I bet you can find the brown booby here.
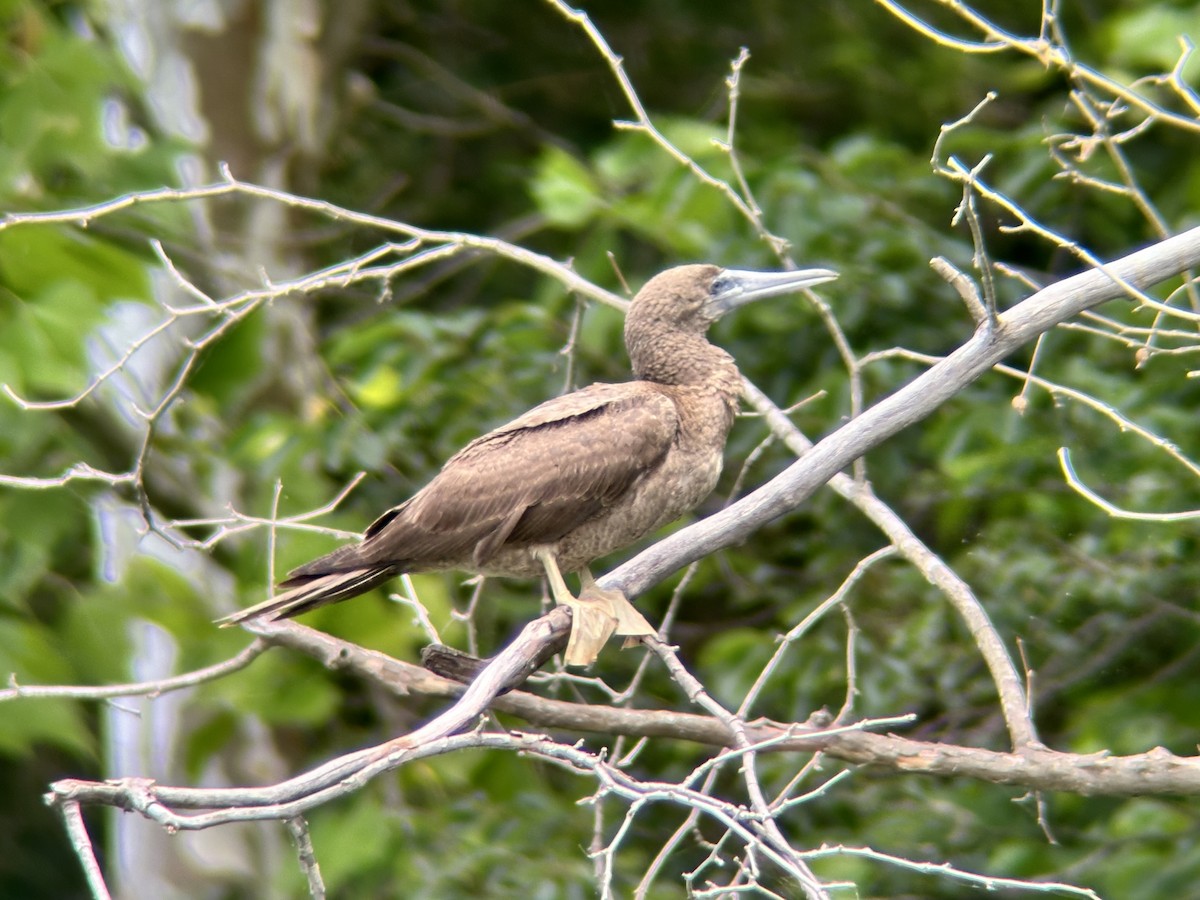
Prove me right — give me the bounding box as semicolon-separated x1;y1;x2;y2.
220;264;838;664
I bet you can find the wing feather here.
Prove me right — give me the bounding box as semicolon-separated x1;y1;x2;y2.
358;382;679;568
225;383;680;623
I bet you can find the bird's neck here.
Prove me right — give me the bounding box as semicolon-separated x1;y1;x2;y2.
628;330;743;400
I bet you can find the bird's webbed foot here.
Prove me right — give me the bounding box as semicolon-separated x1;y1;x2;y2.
558;593;620;667
534;549;657;666
578;568;656;640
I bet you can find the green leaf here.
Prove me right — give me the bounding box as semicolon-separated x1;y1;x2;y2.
309;791;394;890
530;146;603;227
0;224;152;396
350;363;405;410
0;619;93;758
215;649;340;727
1102;8;1200;72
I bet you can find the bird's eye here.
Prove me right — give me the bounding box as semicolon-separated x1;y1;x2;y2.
710;276;733;296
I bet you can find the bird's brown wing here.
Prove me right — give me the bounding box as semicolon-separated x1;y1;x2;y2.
357;381;680;569
218;383;678;625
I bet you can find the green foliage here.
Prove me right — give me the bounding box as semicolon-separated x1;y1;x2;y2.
0;224;152;395
1101;5;1200;72
305;762;603;899
530;118;744;261
0;2;182;205
0;619;91;757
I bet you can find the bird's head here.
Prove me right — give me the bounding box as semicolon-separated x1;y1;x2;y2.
623;263;839;385
626;263;839;339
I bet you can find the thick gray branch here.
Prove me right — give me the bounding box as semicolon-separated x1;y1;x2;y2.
605;227;1200;596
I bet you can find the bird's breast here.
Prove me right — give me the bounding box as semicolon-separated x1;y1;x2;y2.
471;381;737;578
541;383;734;573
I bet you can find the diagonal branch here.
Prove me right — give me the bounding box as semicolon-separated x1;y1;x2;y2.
604;227;1200;599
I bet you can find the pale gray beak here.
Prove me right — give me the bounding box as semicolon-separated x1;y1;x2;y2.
705;266;839;318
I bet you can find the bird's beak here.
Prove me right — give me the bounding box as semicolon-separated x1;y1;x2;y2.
705;266;839;318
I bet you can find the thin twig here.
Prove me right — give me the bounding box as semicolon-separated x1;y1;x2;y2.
286;816;326;900
57;801;112;900
3;640;268;703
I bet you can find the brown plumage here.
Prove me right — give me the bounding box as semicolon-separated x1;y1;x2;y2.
220;263;838;663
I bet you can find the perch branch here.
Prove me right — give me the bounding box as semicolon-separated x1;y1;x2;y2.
604;228;1200;599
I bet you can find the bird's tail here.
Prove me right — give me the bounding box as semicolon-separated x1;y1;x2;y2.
217;565;399;626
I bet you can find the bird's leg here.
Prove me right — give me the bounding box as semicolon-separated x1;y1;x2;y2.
577;567;656;642
534;548;618;667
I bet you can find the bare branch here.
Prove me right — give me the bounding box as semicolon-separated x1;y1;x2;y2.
931;255;988;325
863;347;1200;489
1058;448;1200;522
736;377;1036;749
605;227;1200;601
42;613;1200;841
2;641;268;703
803;844;1101;899
738;547;896;719
286;816;326;900
56;801;111;900
881;0;1200;135
543;0;790;255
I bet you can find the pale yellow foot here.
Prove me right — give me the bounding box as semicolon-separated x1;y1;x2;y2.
533;550;658;666
560;594;620;667
535;548;615;666
579;568;656;639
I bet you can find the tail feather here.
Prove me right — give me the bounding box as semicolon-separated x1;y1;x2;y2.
217;565;399;627
280;541;378;584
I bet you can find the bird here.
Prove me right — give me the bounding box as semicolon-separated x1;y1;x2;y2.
219;263;838;665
